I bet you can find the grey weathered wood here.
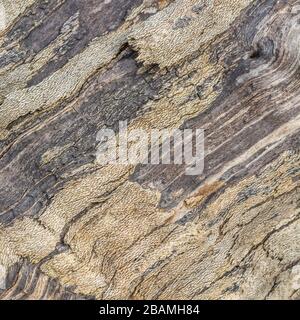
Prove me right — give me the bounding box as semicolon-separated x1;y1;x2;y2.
0;0;299;300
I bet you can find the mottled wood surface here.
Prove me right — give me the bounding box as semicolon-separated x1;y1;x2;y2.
0;0;299;300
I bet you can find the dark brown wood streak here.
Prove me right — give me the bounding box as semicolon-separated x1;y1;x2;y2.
0;0;299;300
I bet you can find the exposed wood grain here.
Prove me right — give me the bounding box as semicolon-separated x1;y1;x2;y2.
0;0;299;300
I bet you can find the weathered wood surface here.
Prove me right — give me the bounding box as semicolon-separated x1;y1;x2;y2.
0;0;299;300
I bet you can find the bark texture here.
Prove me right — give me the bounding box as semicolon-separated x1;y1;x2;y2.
0;0;299;300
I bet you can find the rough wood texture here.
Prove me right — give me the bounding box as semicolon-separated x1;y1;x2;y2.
0;0;299;300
